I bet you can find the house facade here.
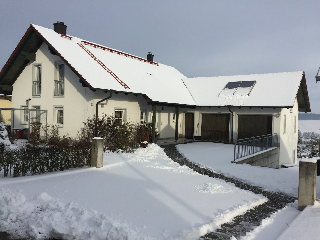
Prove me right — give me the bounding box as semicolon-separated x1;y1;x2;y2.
0;22;311;166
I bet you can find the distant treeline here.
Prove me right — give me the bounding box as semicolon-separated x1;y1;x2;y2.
299;113;320;120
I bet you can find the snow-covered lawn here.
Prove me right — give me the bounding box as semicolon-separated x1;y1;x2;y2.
1;144;267;239
2;141;318;239
178;142;311;198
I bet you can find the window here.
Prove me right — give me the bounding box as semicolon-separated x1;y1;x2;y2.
115;109;125;125
55;107;64;126
54;62;64;96
283;114;286;134
32;64;41;96
21;105;28;124
294;115;297;133
32;106;41;123
140;110;146;122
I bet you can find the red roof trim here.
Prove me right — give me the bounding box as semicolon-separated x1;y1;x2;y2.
81;41;159;66
60;34;73;40
77;42;130;89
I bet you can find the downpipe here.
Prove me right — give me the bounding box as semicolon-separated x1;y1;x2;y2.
95;90;113;136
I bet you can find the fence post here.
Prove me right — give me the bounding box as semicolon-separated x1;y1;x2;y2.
298;160;317;211
91;137;104;168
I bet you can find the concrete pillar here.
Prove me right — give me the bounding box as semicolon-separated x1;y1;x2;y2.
152;105;156;143
298;160;317;211
91;137;104;168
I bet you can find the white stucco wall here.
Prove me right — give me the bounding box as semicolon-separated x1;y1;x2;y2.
12;42;95;137
279;99;299;165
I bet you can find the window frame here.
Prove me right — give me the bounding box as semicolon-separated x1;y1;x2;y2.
140;110;146;122
32;106;41;123
54;61;65;97
20;105;29;124
32;64;42;97
114;109;126;125
54;106;64;127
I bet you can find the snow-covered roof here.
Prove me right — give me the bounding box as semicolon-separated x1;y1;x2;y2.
32;24;196;106
0;24;311;110
182;71;305;107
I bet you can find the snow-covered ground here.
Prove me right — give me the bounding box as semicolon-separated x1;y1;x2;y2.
1;144;268;239
1;119;320;239
0;141;310;240
177;143;316;198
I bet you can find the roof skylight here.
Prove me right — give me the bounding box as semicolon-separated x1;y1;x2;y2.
225;81;241;89
239;81;256;88
220;80;256;97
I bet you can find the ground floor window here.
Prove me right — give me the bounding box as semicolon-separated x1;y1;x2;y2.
21;105;28;124
54;107;64;127
140;110;146;122
32;106;41;123
115;109;126;125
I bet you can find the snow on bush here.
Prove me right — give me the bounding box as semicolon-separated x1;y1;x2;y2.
0;189;147;240
0;122;11;147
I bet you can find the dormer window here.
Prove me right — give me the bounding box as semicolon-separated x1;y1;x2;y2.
54;62;64;96
32;64;41;96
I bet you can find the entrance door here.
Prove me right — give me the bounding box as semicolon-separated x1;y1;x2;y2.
238;115;272;139
201;114;230;142
185;113;194;139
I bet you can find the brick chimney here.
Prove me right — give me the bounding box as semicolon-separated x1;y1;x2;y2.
53;21;67;35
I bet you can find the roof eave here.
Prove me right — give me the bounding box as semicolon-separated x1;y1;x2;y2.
297;72;311;113
31;26;95;91
0;24;40;94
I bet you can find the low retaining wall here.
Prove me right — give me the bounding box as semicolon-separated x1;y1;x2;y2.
235;147;280;169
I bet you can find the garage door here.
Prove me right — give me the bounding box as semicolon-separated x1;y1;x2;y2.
238;115;272;139
201;114;230;142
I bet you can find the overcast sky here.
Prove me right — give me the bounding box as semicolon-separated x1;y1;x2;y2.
1;0;320;112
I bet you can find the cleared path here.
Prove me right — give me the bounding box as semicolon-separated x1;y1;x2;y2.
161;144;296;240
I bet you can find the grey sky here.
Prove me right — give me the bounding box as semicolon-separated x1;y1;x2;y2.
1;0;320;112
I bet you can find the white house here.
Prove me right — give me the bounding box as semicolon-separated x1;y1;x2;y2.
0;22;311;167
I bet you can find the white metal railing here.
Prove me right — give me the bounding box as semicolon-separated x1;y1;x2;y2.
234;134;279;161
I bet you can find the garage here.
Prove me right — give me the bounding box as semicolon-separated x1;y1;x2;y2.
238;115;272;139
201;114;230;142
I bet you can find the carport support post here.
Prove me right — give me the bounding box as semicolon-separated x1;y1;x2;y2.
175;107;180;141
152;105;156;143
91;137;104;168
298;160;317;211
